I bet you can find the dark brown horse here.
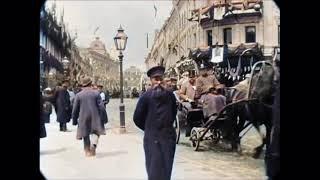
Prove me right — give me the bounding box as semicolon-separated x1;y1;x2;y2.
220;61;275;158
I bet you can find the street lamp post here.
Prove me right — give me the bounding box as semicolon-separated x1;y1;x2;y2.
114;25;128;134
62;56;70;78
40;60;44;89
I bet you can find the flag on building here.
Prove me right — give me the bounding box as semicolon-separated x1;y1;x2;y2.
147;33;149;48
154;4;157;18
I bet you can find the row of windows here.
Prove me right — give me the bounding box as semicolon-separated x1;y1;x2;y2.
207;25;280;46
40;30;62;61
206;26;257;46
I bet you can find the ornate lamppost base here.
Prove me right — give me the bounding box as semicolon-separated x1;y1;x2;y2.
119;127;126;134
119;103;126;134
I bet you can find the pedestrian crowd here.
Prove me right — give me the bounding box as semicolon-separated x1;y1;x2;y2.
40;78;110;157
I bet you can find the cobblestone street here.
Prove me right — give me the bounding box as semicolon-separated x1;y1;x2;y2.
40;98;267;179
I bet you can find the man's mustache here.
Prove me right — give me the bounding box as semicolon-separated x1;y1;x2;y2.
152;84;165;89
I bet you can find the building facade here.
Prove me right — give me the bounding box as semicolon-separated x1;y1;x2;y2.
69;44;93;87
40;2;73;89
200;0;280;59
145;0;208;73
124;66;143;94
146;0;280;78
79;37;120;91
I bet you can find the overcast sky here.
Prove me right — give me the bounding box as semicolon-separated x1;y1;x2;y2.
45;0;173;71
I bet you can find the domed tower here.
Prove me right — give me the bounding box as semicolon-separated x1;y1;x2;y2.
89;37;107;55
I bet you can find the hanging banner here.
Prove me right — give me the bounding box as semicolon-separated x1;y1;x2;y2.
211;46;224;63
214;6;225;20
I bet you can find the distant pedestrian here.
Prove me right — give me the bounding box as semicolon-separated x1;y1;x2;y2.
97;84;109;123
105;89;110;104
40;92;47;139
72;77;106;157
74;84;83;94
68;87;75;107
42;87;54;123
97;85;108;106
54;80;72;132
133;66;177;180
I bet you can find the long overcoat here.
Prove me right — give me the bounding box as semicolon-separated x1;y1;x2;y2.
40;93;46;138
265;79;280;179
133;89;177;180
55;88;71;123
72;87;106;139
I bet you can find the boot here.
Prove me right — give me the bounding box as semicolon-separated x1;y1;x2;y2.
84;147;92;157
62;124;68;132
90;145;97;156
59;123;63;131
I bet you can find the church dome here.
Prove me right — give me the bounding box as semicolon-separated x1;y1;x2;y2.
89;37;106;55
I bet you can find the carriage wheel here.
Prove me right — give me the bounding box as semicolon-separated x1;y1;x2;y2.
211;129;221;144
190;129;200;151
174;115;181;144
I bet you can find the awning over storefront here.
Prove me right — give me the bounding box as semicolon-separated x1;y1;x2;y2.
188;43;263;71
227;43;262;57
188;46;212;61
188;46;213;68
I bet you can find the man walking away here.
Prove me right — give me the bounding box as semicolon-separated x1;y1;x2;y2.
72;77;106;157
54;80;72;132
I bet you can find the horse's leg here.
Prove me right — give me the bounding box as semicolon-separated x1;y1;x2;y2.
230;105;246;152
231;105;248;153
264;113;273;152
252;124;265;159
252;104;272;159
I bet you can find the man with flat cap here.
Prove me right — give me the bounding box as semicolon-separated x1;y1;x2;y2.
133;65;177;180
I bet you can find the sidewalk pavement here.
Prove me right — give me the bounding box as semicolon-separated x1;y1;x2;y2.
40;110;267;180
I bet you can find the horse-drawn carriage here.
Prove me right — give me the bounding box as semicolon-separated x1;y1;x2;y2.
173;45;279;157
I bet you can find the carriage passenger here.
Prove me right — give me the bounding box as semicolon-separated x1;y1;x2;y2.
178;71;196;103
176;71;197;125
177;71;189;89
163;77;178;92
199;85;226;120
177;71;197;108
